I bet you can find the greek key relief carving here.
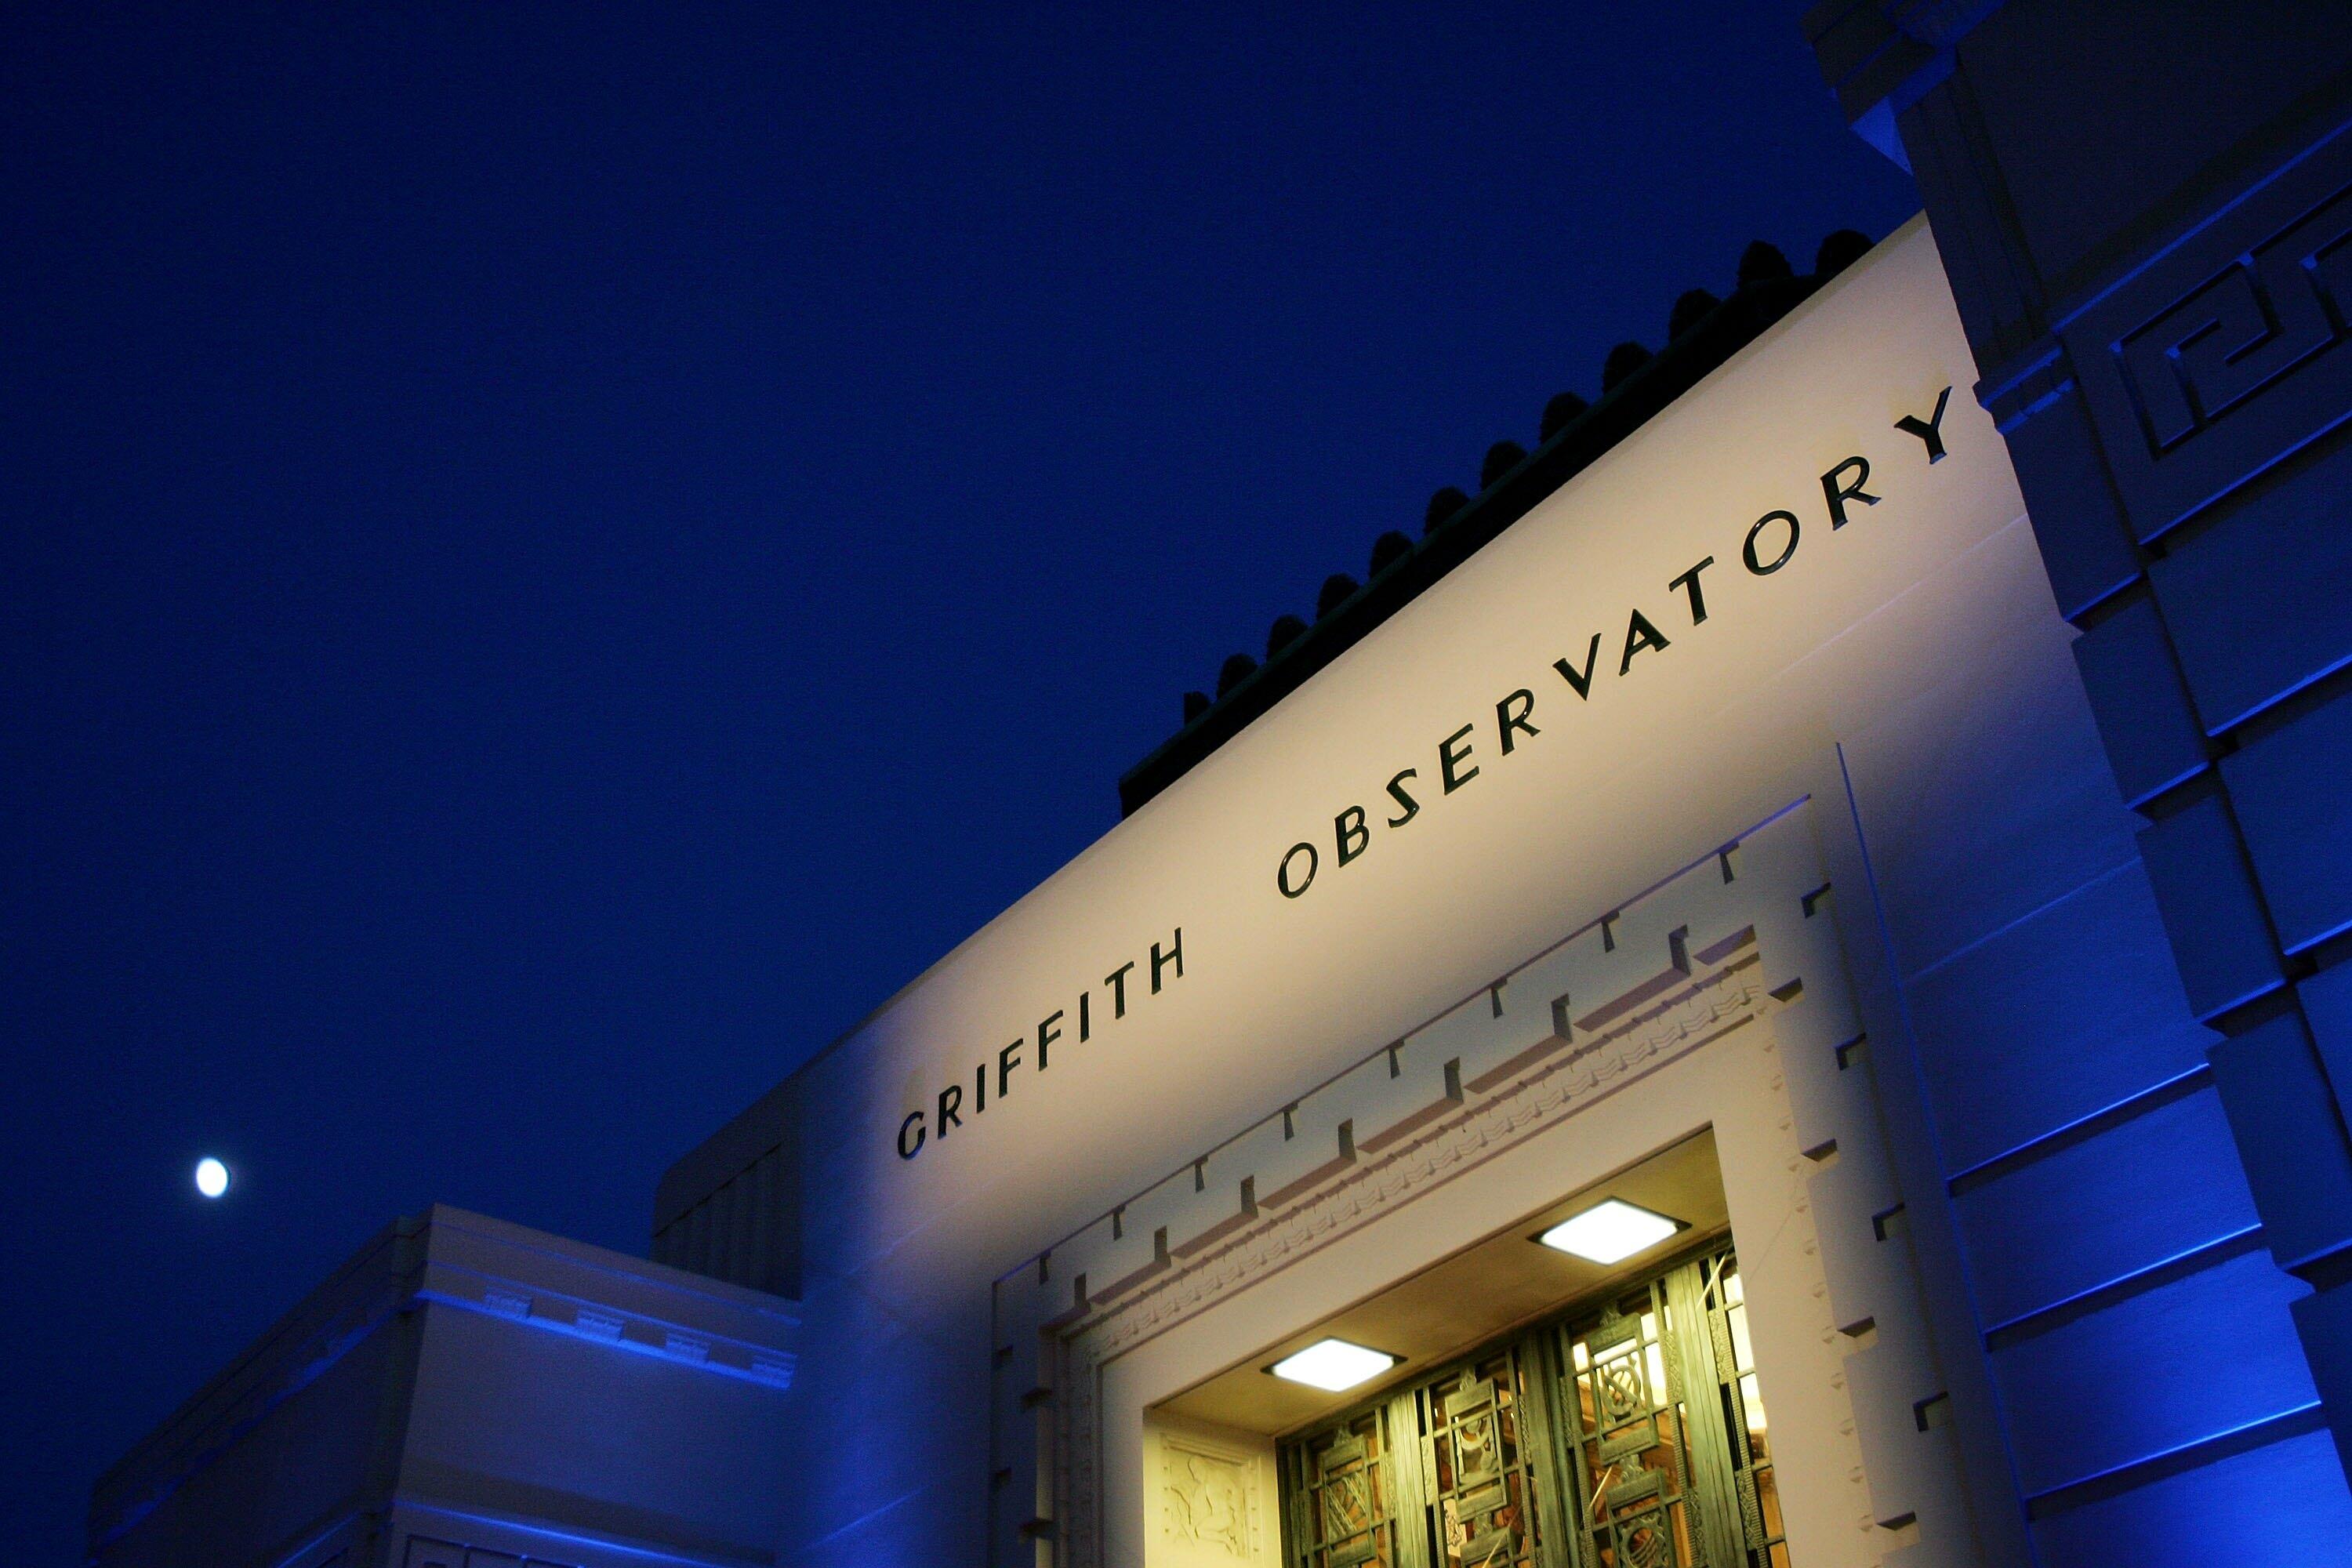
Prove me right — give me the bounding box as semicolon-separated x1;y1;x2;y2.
2116;181;2352;454
2068;124;2352;536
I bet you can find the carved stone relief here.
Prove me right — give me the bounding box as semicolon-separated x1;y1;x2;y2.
1161;1436;1256;1559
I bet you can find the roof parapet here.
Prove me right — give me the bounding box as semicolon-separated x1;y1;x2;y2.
1119;229;1877;817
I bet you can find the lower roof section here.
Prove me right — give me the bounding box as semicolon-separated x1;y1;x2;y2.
91;1204;797;1568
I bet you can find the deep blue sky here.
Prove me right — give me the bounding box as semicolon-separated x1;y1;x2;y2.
1;5;1915;1559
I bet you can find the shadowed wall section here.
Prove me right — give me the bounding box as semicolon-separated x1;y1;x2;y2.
1810;0;2352;1560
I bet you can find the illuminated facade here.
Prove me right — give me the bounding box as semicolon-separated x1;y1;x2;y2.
95;6;2352;1566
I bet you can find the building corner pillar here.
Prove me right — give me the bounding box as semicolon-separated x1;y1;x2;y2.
1806;0;2352;1488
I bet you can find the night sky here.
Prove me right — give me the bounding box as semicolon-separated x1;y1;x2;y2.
1;5;1915;1559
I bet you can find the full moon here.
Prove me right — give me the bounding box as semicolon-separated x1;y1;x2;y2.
194;1157;230;1199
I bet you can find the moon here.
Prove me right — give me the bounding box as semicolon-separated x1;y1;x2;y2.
194;1157;231;1199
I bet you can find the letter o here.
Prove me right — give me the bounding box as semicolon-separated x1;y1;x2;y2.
1743;510;1800;575
896;1110;927;1160
1277;841;1319;899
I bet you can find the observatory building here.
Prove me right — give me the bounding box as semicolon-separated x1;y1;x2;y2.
92;5;2352;1567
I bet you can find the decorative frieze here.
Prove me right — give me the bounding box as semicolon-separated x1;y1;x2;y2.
990;804;1968;1566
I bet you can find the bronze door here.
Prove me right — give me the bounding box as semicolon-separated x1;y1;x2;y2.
1416;1341;1565;1568
1279;1243;1788;1568
1283;1403;1410;1568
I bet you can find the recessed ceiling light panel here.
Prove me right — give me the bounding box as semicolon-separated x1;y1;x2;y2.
1269;1338;1399;1392
1539;1199;1681;1264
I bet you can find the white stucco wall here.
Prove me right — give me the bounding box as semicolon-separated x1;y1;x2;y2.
767;217;2067;1564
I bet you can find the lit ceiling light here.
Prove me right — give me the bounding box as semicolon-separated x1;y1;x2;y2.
1539;1199;1680;1264
194;1157;231;1199
1269;1338;1399;1392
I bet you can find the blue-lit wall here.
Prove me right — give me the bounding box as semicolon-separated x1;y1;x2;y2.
1811;0;2352;1559
1830;546;2347;1564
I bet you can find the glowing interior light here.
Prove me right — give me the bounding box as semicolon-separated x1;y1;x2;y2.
194;1157;231;1199
1269;1338;1399;1392
1539;1199;1679;1264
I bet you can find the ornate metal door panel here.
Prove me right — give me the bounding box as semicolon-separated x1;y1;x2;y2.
1280;1243;1788;1568
1559;1277;1712;1568
1285;1404;1412;1568
1691;1257;1791;1568
1416;1346;1559;1568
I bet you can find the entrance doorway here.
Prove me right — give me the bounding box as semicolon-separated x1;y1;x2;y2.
1279;1241;1788;1568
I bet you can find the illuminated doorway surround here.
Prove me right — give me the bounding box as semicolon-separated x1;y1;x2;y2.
989;771;1984;1566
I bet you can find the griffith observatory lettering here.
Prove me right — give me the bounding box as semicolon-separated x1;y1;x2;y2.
891;383;1951;1164
1274;384;1953;901
895;929;1186;1160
